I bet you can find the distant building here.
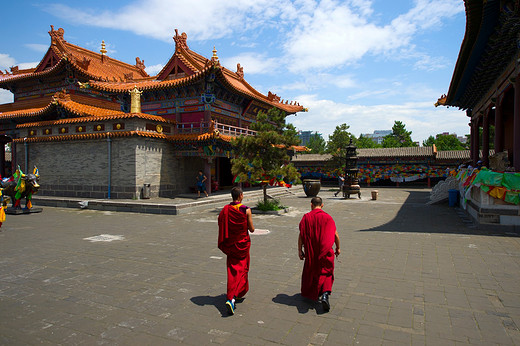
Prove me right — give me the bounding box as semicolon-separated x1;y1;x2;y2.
436;132;467;144
362;130;392;145
298;130;323;146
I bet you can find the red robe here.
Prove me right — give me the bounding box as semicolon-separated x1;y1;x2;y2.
218;203;251;301
299;208;336;301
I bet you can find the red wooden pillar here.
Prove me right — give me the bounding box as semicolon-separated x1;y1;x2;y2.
482;110;490;167
514;77;520;169
470;120;477;164
495;95;504;153
427;177;431;188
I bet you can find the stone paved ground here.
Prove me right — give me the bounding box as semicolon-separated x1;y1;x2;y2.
1;187;520;345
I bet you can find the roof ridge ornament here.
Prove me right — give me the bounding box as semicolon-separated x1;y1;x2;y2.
49;25;66;43
211;46;219;64
236;63;244;79
135;57;146;71
52;89;71;104
173;29;188;51
100;40;107;55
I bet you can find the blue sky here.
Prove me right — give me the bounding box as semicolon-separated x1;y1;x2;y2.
0;0;468;144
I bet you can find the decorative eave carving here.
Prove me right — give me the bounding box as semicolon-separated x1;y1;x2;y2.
52;89;71;104
267;91;281;102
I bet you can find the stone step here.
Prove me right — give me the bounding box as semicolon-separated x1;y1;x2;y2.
30;186;296;215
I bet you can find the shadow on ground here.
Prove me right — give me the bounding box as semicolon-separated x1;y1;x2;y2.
272;293;330;314
358;190;520;237
190;294;231;317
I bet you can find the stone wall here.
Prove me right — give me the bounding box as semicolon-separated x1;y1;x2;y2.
16;136;207;199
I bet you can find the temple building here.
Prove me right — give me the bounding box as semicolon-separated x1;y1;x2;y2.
436;0;520;169
436;1;520;226
0;27;305;199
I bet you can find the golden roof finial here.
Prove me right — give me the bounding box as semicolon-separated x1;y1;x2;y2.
100;40;107;55
211;46;219;62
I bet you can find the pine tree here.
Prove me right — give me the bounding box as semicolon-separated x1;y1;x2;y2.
231;108;301;203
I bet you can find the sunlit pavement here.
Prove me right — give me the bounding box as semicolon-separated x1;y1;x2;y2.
1;187;519;345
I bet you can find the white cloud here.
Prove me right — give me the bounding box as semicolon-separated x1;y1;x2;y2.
283;0;463;72
0;54;16;70
0;89;13;104
145;63;164;76
24;44;49;53
45;0;291;42
222;53;279;75
18;62;39;70
288;94;468;143
276;73;356;93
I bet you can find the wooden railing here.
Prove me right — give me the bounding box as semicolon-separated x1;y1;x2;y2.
174;120;256;136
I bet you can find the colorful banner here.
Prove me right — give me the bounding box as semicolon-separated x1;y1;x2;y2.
298;164;452;182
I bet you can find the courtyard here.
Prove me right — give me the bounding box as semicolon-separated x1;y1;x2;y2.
1;187;519;345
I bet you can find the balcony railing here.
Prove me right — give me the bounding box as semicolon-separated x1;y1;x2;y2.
174;120;256;137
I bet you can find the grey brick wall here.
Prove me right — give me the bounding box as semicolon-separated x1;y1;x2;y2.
16;136;208;199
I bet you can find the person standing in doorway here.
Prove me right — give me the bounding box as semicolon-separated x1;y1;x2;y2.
196;170;209;197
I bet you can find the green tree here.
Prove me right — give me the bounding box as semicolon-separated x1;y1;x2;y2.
466;126;494;150
305;132;326;154
382;121;417;147
325;124;355;174
326;123;355;153
231;108;301;203
434;134;466;151
422;135;436;147
357;134;380;148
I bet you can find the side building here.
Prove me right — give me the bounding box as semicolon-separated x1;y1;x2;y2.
0;27;305;198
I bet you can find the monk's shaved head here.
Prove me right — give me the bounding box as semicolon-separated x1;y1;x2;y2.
231;187;243;201
311;197;323;207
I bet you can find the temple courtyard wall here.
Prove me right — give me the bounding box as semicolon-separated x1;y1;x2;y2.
16;137;204;199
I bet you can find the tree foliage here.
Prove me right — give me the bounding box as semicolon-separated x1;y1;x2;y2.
382;121;417;147
305;132;326;154
326;123;355;154
231;108;301;202
356;134;380;148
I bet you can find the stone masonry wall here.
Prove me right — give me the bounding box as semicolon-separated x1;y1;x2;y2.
18;137;137;199
16;136;207;199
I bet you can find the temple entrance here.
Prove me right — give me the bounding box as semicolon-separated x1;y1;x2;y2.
217;157;233;189
0;135;12;178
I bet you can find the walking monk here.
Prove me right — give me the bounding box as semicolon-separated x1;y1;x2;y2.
218;187;255;315
298;196;340;312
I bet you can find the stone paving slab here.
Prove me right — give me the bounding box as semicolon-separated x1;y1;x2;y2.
1;187;520;345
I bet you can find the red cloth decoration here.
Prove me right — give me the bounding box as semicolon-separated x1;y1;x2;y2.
299;208;336;301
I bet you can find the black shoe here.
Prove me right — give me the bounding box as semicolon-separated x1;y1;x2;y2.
226;299;235;315
321;292;330;312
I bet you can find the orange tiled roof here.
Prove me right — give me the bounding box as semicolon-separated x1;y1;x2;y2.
0;26;149;86
165;31;305;114
0;105;49;121
87;30;305;114
12;130;232;144
86;66;214;92
1;90;174;124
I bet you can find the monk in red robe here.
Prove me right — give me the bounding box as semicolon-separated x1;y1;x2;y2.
298;196;340;312
218;187;255;315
